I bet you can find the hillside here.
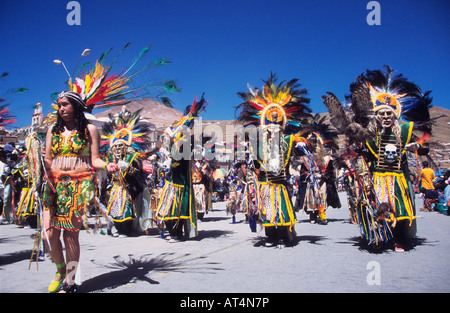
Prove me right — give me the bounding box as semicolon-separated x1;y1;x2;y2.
94;98;183;130
427;106;450;146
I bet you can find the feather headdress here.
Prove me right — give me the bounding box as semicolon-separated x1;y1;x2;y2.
166;93;208;139
361;65;433;132
56;43;180;113
101;107;155;151
303;113;339;152
0;103;16;127
323;65;433;143
236;73;312;133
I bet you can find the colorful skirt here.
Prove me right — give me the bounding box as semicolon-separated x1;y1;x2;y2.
155;181;185;220
16;187;36;217
259;181;296;228
373;171;416;224
155;180;197;238
43;172;95;231
107;182;135;223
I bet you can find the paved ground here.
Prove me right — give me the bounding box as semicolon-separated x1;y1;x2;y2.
1;192;449;296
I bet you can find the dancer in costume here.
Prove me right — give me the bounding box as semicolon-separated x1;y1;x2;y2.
101;108;154;237
0;78;25;225
192;160;208;221
294;115;341;224
323;65;433;251
226;169;242;224
338;149;361;224
0;144;20;225
236;73;312;248
239;154;260;232
155;95;208;242
43;91;119;293
15;133;43;229
43;43;177;292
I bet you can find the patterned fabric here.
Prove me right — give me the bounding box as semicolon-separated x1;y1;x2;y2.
155;181;184;220
366;122;416;222
43;172;95;231
105;153;142;223
16;187;35;217
51;129;90;158
259;181;296;228
373;172;415;222
50;128;91;170
107;184;134;223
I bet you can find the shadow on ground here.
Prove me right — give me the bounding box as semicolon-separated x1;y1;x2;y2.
78;252;223;293
0;249;33;267
336;236;433;254
251;234;327;248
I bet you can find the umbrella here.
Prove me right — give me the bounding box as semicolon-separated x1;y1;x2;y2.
213;168;227;180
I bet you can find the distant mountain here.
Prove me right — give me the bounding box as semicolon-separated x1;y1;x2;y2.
427;106;450;146
94;98;183;130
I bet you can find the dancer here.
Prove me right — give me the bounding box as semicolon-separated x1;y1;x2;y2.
155;95;208;242
323;65;432;251
295;115;341;224
15;132;43;229
42;43;176;292
236;73;312;248
192;160;209;221
43;91;119;292
101;108;154;237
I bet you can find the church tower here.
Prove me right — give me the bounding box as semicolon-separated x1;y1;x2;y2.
31;102;43;127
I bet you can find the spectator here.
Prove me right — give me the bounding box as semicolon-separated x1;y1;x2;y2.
420;161;435;192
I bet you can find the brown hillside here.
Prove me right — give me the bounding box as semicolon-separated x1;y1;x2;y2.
94;98;183;130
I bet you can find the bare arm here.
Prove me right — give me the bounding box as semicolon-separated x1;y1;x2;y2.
44;127;54;171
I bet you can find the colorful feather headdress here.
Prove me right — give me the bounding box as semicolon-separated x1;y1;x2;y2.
236;73;312;133
101;107;155;151
361;65;432;130
323;65;433;144
0;102;16;127
166;93;208;139
54;42;180;113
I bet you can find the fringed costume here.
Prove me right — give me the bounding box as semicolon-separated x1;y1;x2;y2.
43;129;95;231
240;162;260;232
323;65;433;250
101;108;154;236
155;95;208;240
294;115;341;224
16;133;44;232
236;74;312;247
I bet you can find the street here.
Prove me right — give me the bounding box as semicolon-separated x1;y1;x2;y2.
1;192;449;294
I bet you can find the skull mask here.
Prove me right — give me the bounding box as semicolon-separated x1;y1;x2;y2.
384;144;398;163
112;142;127;161
376;108;395;130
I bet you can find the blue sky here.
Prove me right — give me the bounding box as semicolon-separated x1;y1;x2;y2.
1;0;449;129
